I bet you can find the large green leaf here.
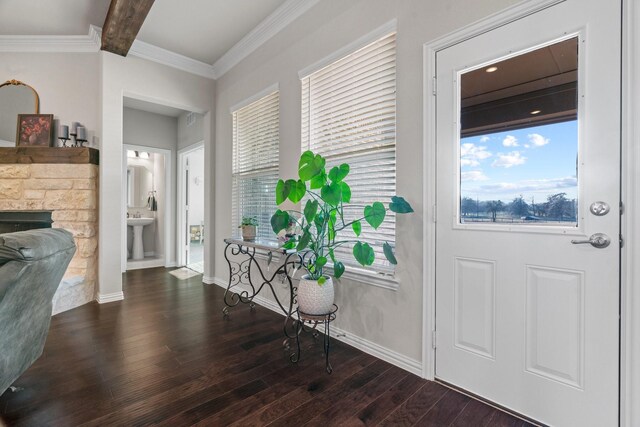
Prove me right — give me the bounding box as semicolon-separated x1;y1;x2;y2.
321;182;342;206
310;171;327;189
288;180;306;203
353;242;375;266
364;202;386;229
352;220;362;236
328;248;336;263
389;196;414;213
383;242;397;265
316;256;327;268
334;261;345;278
340;182;351;203
303;200;318;224
328;164;350;183
296;229;312;251
271;209;290;234
298;150;325;181
275;179;287;205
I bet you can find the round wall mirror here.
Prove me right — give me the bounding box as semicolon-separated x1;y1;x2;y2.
0;80;40;146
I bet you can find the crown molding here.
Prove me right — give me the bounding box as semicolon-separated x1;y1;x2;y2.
0;27;100;53
129;38;216;79
211;0;320;78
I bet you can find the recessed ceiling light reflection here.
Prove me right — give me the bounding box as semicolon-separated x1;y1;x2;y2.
485;66;498;73
530;110;541;115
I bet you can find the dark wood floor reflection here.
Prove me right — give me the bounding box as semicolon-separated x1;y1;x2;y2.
0;267;533;426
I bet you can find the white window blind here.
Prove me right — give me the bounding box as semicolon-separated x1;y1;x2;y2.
301;32;397;273
232;91;279;240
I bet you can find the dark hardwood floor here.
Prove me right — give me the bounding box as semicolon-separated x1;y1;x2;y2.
0;267;533;426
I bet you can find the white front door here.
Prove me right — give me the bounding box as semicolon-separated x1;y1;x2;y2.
435;1;620;425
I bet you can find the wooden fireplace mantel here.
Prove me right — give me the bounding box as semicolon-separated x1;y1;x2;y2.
0;147;99;165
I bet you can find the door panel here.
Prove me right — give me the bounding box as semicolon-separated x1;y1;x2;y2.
435;1;620;425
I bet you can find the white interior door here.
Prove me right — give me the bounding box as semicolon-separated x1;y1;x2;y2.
435;1;620;425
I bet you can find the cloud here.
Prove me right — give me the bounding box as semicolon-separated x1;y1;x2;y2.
528;133;550;147
461;158;479;167
461;170;489;182
472;176;577;194
480;136;490;143
460;143;492;168
492;151;527;168
502;135;518;147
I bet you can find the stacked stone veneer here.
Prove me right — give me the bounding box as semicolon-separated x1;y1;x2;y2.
0;163;98;315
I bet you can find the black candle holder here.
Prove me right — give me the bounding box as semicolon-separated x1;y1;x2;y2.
58;137;70;148
76;138;87;147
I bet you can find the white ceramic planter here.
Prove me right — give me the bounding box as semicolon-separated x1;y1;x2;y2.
241;225;256;240
297;275;334;315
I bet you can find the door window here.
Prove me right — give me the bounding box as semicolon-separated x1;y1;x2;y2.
459;37;579;226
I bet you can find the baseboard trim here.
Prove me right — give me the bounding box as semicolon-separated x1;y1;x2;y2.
97;291;124;304
202;275;216;284
210;277;422;376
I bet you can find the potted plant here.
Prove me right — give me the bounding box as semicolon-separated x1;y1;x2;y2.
271;150;413;315
239;216;258;240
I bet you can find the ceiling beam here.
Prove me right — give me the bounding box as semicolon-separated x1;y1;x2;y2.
101;0;155;57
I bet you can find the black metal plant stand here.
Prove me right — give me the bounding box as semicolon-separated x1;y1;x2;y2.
222;238;337;373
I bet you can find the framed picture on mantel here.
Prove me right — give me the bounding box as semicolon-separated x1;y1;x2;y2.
16;114;53;147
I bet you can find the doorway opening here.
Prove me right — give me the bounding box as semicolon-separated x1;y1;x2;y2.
178;143;205;273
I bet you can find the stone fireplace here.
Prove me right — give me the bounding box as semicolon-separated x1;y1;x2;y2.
0;147;99;314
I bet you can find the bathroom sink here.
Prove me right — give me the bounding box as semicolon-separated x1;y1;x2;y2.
127;217;154;260
127;217;154;227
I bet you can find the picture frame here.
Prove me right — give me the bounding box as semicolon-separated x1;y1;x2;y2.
16;114;53;147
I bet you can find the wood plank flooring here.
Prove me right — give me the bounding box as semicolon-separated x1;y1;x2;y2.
0;267;534;426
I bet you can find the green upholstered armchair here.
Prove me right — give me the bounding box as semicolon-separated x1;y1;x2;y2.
0;228;76;395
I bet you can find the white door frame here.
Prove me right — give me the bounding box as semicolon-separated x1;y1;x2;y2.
422;0;639;425
121;144;173;272
621;1;640;425
177;141;204;267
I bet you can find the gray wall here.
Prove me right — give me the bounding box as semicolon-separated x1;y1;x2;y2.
178;111;205;150
214;0;517;362
123;107;178;151
0;52;100;148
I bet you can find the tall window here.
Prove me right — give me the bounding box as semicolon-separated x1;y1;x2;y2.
301;32;397;273
232;90;279;240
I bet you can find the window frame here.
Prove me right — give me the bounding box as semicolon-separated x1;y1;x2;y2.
231;85;280;241
299;22;399;289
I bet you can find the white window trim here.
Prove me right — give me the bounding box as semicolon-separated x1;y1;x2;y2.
231;87;280;240
229;83;280;114
299;24;399;287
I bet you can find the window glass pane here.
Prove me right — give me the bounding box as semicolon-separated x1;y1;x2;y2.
459;38;578;226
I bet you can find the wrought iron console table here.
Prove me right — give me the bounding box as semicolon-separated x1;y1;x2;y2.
222;237;337;373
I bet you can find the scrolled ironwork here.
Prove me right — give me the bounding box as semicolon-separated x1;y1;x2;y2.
222;238;337;373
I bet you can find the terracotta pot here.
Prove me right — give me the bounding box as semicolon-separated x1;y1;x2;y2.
297;275;334;315
241;225;256;240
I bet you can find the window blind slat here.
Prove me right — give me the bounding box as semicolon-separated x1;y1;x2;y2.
301;33;397;272
232;91;279;240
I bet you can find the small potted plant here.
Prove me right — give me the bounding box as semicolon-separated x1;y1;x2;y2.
239;216;258;241
271;150;413;315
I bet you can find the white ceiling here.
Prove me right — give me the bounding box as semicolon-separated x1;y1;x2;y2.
0;0;111;35
137;0;288;64
0;0;288;65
